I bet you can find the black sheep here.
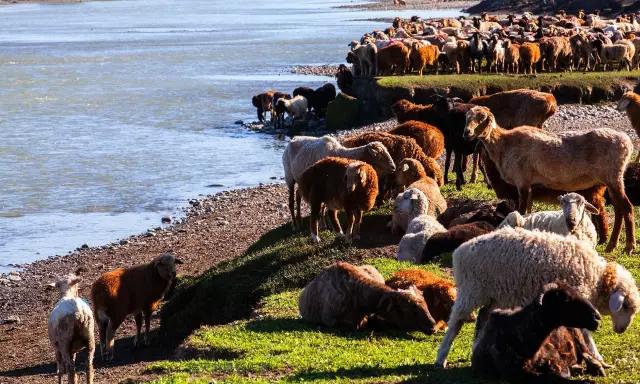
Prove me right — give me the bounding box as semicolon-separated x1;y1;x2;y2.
293;83;336;119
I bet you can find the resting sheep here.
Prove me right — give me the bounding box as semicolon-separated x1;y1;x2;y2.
396;188;446;263
435;228;640;368
498;192;599;247
298;157;378;242
48;273;95;384
299;261;436;333
388;120;445;159
91;252;183;360
282;135;395;229
421;221;495;262
395;159;447;218
464;105;635;253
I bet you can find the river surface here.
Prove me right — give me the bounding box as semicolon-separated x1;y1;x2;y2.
0;0;461;272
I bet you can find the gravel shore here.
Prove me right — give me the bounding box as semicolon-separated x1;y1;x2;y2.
337;0;478;11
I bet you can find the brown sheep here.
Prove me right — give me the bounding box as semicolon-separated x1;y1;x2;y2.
469;89;557;129
395;158;447;217
251;90;275;123
91;252;183;360
504;40;520;73
377;42;410;76
519;42;541;74
617;91;640;162
388;120;445;159
409;43;440;75
386;269;467;331
299;262;436;333
539;36;573;71
298;157;378;242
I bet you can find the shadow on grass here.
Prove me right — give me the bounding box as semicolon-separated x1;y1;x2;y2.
290;364;480;383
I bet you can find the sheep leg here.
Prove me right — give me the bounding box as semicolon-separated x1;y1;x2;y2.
310;201;322;243
288;183;297;230
134;312;142;348
435;308;472;368
581;329;612;368
56;350;63;384
454;153;465;191
352;210;363;241
594;206;609;245
517;186;532;214
104;317;122;361
328;210;343;235
606;185;635;253
97;317;108;360
345;210;356;240
143;309;152;346
65;349;77;384
296;188;303;229
470;153;479;183
86;335;95;384
444;149;452;184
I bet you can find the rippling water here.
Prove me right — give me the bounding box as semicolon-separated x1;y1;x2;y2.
0;0;461;271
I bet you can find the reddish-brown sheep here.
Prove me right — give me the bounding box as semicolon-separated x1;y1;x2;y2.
91;252;183;360
409;43;440;75
299;262;436;333
469;89;557;129
388;120;445;159
297;157;378;242
377;42;410;76
251;90;275;123
519;42;542;74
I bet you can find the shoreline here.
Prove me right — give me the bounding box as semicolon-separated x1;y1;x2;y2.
337;0;478;11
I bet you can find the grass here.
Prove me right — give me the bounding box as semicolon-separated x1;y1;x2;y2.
151;171;640;384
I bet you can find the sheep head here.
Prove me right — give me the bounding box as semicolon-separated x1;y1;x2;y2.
345;163;368;192
376;285;436;334
464;106;496;141
602;264;640;333
538;283;600;331
153;252;184;282
394;188;429;218
395;159;426;188
558;192;598;233
47;273;81;299
364;142;396;174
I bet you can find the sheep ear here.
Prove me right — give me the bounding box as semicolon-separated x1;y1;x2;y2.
585;202;599;214
609;290;625;313
402;163;409;172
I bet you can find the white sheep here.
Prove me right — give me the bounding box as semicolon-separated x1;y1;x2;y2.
435;228;640;368
47;273;95;384
282;135;396;229
498;192;599;247
395;188;446;263
277;95;308;121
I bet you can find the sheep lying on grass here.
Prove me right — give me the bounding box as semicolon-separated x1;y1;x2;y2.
435;228;640;368
299;262;436;333
48;273;95;384
298;157;378;242
472;283;604;382
498;192;599;247
437;198;514;228
396;188;446;263
91;252;183;360
421;221;495;262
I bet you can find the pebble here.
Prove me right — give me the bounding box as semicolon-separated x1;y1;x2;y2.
1;315;20;325
7;274;21;282
80;244;89;249
161;216;172;224
119;240;129;245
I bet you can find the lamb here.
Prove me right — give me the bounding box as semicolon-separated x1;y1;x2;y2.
487;37;505;72
91;252;183;360
251;91;274;123
277;95;308;122
388;120;445;159
47;273;95;384
395;158;447;217
396;188;446;263
299;261;436;333
377;42;410;75
519;42;541;73
409;42;440;75
617;91;640;162
464;106;635;253
472;283;604;382
342;131;443;187
298;157;378;242
435;228;640;368
282;135;395;229
386;269;459;331
421;221;495;262
469;89;557;129
346;51;362;77
498;192;599;247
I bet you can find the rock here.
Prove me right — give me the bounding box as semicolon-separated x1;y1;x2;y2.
161;216;172;224
0;278;10;285
7;274;21;282
234;120;243;125
1;315;20;325
206;184;224;188
119;239;129;245
80;244;89;249
217;220;229;226
326;92;359;131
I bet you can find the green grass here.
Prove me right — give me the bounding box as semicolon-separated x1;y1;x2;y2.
152;171;640;384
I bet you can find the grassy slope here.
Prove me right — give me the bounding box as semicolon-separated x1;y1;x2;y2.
150;176;640;384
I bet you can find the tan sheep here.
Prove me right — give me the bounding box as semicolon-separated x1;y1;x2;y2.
617;91;640;162
395;158;447;217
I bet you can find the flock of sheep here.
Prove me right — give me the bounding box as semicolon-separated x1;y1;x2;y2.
282;85;640;381
347;11;640;76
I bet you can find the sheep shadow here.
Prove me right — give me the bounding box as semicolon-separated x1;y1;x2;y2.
356;213;402;249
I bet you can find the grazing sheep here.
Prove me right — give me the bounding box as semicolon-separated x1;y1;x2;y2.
91;252;183;360
421;221;495;262
343;131;443;187
469;89;557;129
396;188;446;263
435;228;640;368
277;96;308;122
519;42;542;73
377;42;410;75
498;192;599;247
395;158;447;217
464;106;635;253
282;135;395;229
298;157;378;242
388;120;445;159
617;91;640;162
251;91;275;123
48;273;94;384
299;261;436;333
472;283;604;381
409;42;440;75
271;92;291;129
386;269;459;331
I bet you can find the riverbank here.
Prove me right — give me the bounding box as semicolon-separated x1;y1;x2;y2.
338;0;478;11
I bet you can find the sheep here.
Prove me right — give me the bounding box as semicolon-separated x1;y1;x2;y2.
617;91;640;162
624;162;640;205
396;188;446;263
388;120;445;159
469;89;557;129
299;261;436;333
47;273;94;384
487;37;505;72
421;221;495;262
539;36;573;71
282;135;395;229
301;83;336;118
464;106;635;253
593;39;634;70
386;269;459;331
570;32;595;71
352;42;378;77
472;283;604;381
438;198;515;228
434;228;640;368
377;42;410;75
277;96;308;122
251;91;274;123
519;42;541;73
395;158;447;217
346;51;362;77
469;32;489;73
271;92;291;129
504;39;521;73
498;192;599;247
409;42;440;75
91;252;183;360
442;38;470;74
342;131;443;187
336;64;354;96
481;150;609;244
298;157;378;242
